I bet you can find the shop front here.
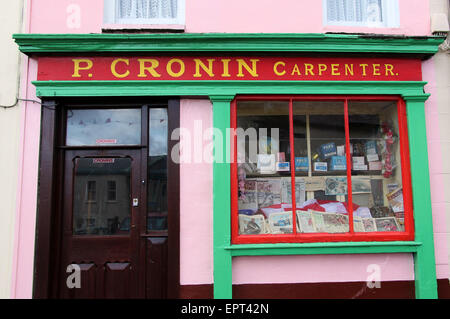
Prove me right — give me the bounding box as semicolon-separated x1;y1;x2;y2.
14;33;444;299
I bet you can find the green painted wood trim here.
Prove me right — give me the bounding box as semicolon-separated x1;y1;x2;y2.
31;80;428;98
404;97;438;299
225;241;421;256
14;33;445;56
211;95;235;299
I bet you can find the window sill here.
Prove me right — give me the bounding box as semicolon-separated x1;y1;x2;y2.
102;24;185;32
224;241;422;256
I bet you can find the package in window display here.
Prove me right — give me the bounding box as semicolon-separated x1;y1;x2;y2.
314;162;328;172
337;145;345;156
295;157;309;172
319;142;337;159
353;164;368;171
386;187;404;213
239;214;267;235
369;161;382;170
276;162;290;172
365;140;378;155
310;210;349;233
330;155;346;171
277;152;286;162
325;177;347;195
268;211;293;234
257;154;276;174
366;154;379;162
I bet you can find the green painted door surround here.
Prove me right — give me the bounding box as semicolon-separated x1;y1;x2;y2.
15;33;444;299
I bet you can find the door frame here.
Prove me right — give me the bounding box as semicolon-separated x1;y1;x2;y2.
32;97;180;298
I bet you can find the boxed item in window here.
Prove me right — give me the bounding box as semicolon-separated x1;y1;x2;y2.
337;145;346;156
314;162;328;172
276;152;285;162
295;157;309;172
352;156;365;165
257;154;276;174
365;140;378;155
276;162;290;172
366;154;379;162
330;155;346;171
353;164;368;171
319;142;337;159
386;187;404;213
369;161;382;170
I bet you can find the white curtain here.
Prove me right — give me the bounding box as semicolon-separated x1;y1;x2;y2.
118;0;178;19
326;0;382;23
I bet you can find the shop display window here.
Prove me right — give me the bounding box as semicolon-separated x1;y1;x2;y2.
232;96;413;244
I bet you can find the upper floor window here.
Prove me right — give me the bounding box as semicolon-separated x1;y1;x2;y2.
103;0;185;27
324;0;399;28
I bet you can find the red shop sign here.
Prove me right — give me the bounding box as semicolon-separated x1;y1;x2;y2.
37;56;422;81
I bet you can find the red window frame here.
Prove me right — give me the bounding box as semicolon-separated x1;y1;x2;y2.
231;95;414;244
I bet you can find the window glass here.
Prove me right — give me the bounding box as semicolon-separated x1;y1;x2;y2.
348;101;404;232
293;101;350;233
66;109;141;146
234;98;409;242
237;101;293;235
103;0;185;25
324;0;399;28
147;108;168;232
73;157;131;236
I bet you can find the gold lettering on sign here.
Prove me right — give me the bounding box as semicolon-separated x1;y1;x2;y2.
137;59;161;78
274;61;286;76
194;59;215;78
72;59;93;78
166;59;185;78
111;58;130;78
237;59;259;77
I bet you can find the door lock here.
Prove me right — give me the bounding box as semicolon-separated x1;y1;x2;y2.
133;198;139;207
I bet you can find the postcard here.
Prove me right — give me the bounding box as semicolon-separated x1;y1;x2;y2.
304;176;326;192
239;214;267;235
374;217;400;232
281;178;306;206
325;177;347;195
238;179;258;210
311;210;349;233
351;177;372;194
386;187;404;213
296;210;316;233
268;211;293;234
257;179;282;208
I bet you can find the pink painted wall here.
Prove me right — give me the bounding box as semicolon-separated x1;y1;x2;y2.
12;0;447;298
27;0;431;36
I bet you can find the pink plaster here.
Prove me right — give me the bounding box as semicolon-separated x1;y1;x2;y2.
179;99;214;285
11;57;40;299
232;254;414;284
28;0;431;35
422;57;449;279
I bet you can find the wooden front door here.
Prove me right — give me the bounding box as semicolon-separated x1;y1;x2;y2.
59;149;144;298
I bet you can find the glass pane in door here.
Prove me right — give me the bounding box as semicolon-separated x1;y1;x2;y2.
66;109;141;146
147;108;168;232
73;157;132;235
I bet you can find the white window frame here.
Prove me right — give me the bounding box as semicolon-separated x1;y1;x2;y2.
103;0;185;26
323;0;400;28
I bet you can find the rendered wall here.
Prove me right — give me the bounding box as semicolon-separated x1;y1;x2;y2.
11;0;449;298
0;0;24;299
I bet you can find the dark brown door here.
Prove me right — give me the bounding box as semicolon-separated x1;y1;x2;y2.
59;149;143;298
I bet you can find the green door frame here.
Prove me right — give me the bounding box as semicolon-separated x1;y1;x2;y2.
16;32;444;299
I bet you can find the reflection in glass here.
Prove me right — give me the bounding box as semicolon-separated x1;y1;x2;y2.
73;157;131;235
66;109;141;146
349;101;403;232
236;101;293;235
147;108;168;232
293;101;349;234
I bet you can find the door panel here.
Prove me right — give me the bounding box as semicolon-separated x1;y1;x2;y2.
59;150;142;299
145;237;168;298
